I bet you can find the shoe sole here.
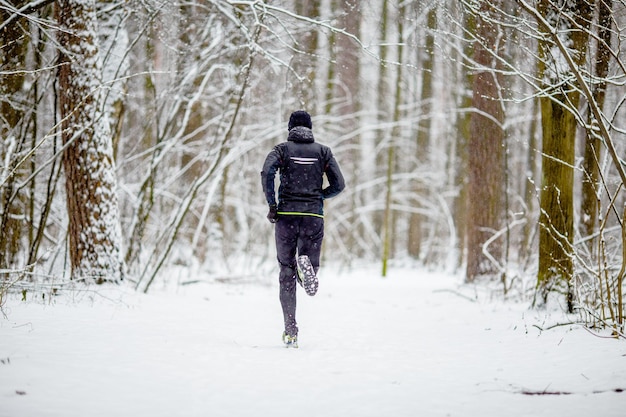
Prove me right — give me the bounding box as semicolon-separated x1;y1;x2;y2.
297;255;318;296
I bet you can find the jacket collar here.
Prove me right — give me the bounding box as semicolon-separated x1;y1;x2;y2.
288;126;315;143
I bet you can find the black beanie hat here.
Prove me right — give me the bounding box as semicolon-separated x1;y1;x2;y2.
288;110;312;130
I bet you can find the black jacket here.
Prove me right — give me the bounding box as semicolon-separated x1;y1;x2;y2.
261;126;345;216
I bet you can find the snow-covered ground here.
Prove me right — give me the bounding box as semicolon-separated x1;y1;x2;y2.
1;266;624;417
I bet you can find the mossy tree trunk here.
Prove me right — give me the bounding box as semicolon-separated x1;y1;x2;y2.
0;1;29;271
535;0;593;310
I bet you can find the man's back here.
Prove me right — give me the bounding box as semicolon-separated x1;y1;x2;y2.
261;125;344;216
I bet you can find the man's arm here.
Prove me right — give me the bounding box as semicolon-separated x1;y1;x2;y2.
322;155;345;200
261;147;282;206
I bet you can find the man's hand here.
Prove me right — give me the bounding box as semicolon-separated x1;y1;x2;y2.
267;205;278;223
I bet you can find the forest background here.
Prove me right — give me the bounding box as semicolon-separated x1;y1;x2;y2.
1;0;625;335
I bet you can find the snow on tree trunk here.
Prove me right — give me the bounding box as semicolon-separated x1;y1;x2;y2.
97;0;130;159
56;0;124;283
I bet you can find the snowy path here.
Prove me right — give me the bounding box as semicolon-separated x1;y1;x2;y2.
1;267;624;417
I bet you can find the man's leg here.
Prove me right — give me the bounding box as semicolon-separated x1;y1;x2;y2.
298;216;324;273
295;217;324;296
275;216;298;337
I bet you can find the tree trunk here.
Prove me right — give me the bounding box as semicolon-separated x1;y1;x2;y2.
465;1;505;282
580;0;612;253
537;97;576;305
292;0;321;110
408;5;436;260
56;0;124;282
0;1;29;271
382;2;405;276
97;0;129;160
521;97;540;262
452;3;475;271
335;0;361;261
536;0;593;309
335;0;361;141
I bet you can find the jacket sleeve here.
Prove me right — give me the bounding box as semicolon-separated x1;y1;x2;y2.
261;146;282;206
322;151;345;200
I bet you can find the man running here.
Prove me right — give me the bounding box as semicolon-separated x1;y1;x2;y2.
261;110;345;348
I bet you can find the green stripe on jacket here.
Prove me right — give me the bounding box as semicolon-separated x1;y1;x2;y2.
277;211;324;218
